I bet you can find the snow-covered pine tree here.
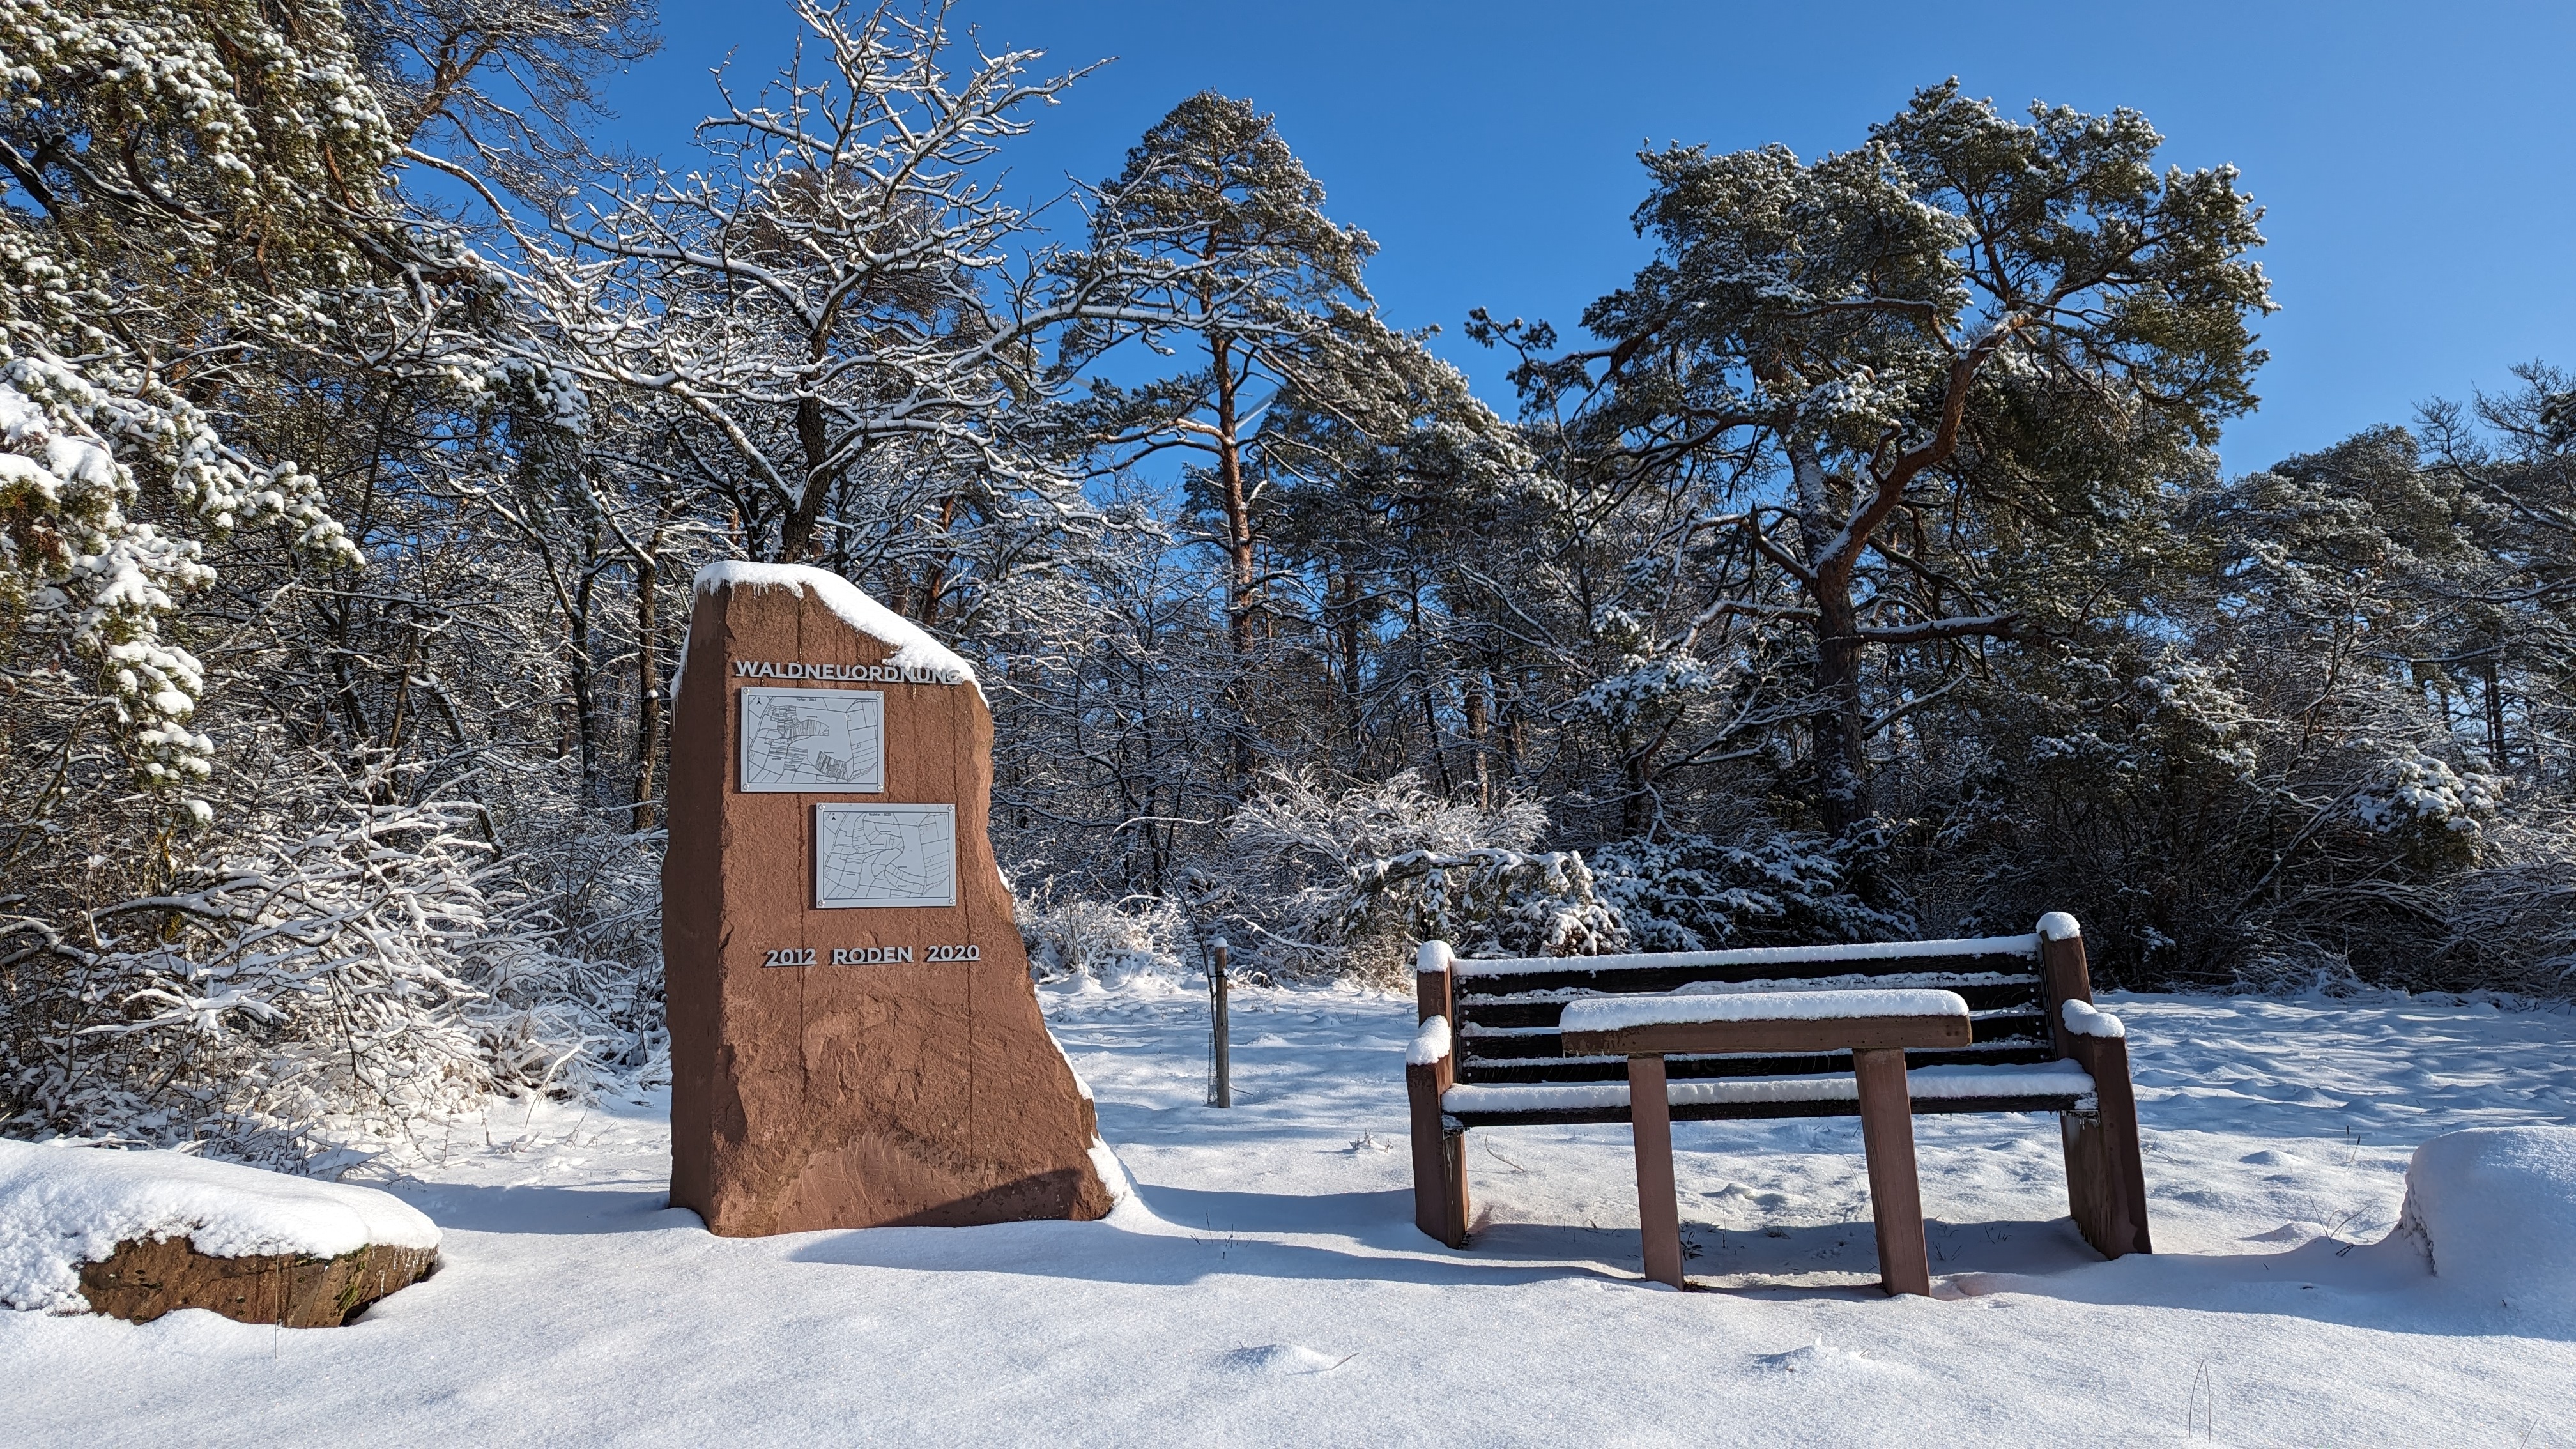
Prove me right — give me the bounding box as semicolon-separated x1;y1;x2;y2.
1492;81;2273;840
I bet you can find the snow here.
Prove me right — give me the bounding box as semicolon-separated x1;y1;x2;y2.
3;985;2571;1443
1451;933;2039;979
1901;1061;2097;1099
1560;988;1969;1033
2038;912;2082;942
2392;1127;2576;1320
1406;1015;1452;1068
0;1142;439;1315
677;562;981;704
1416;940;1453;976
1469;970;2035;1006
1441;1060;2095;1115
2063;999;2126;1038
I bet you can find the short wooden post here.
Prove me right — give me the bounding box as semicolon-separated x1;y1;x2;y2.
1406;1058;1466;1246
1407;941;1468;1247
1416;940;1455;1025
2037;923;2092;1059
1208;939;1231;1108
1626;1054;1685;1288
2037;916;2153;1259
1852;1046;1932;1297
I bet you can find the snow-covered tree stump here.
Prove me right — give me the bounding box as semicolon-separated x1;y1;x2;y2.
663;564;1115;1235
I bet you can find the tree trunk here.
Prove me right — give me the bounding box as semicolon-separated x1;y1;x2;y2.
917;494;962;626
1789;436;1869;838
566;514;606;802
1464;672;1492;811
1332;566;1363;746
632;521;665;833
778;395;834;562
1423;686;1453;797
1621;746;1652;836
2481;653;2509;773
1809;579;1869;837
1211;332;1258;783
1212;334;1257;656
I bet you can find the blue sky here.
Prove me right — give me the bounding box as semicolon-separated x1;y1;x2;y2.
594;1;2574;475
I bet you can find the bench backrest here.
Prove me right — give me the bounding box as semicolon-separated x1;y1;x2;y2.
1418;916;2094;1087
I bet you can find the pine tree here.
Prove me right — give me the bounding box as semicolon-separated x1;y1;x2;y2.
1062;92;1376;661
1503;81;2273;837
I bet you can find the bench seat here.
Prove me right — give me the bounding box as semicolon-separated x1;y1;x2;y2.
1439;1059;2098;1126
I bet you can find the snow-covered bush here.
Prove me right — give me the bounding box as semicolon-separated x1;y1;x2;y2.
1;756;656;1167
1344;847;1625;966
1232;767;1550;866
1021;894;1195;990
2227;940;2370;999
2353;753;2503;867
1224;770;1623;978
1591;830;1912;953
2391;815;2576;997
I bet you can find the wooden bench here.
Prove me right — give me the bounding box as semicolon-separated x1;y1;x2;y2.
1403;913;2151;1284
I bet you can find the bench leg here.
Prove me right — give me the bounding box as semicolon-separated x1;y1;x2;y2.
1627;1054;1684;1288
1853;1047;1932;1297
1407;1061;1469;1248
2060;1037;2152;1258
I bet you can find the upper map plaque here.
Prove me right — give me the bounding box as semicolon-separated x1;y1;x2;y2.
738;686;884;792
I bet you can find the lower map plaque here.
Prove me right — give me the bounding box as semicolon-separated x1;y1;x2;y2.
815;802;956;909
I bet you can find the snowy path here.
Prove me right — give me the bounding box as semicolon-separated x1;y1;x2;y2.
6;986;2572;1445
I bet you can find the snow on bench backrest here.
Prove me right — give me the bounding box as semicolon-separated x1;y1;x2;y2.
1443;932;2041;979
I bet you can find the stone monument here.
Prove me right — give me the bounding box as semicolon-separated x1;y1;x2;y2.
663;562;1116;1235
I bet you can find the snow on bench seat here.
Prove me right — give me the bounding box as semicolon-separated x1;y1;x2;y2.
1441;1060;2097;1116
1558;988;1969;1035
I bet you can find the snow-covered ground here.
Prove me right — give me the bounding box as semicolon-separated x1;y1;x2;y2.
6;983;2572;1446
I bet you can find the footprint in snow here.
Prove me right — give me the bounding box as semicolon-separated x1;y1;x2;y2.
1220;1344;1352;1376
1753;1340;1916;1377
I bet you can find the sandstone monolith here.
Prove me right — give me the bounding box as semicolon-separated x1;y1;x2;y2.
664;562;1114;1235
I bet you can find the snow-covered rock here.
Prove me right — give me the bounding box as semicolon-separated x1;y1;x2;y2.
0;1140;439;1320
2391;1126;2576;1318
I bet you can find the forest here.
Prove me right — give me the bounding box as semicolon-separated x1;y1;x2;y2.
3;0;2570;1163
